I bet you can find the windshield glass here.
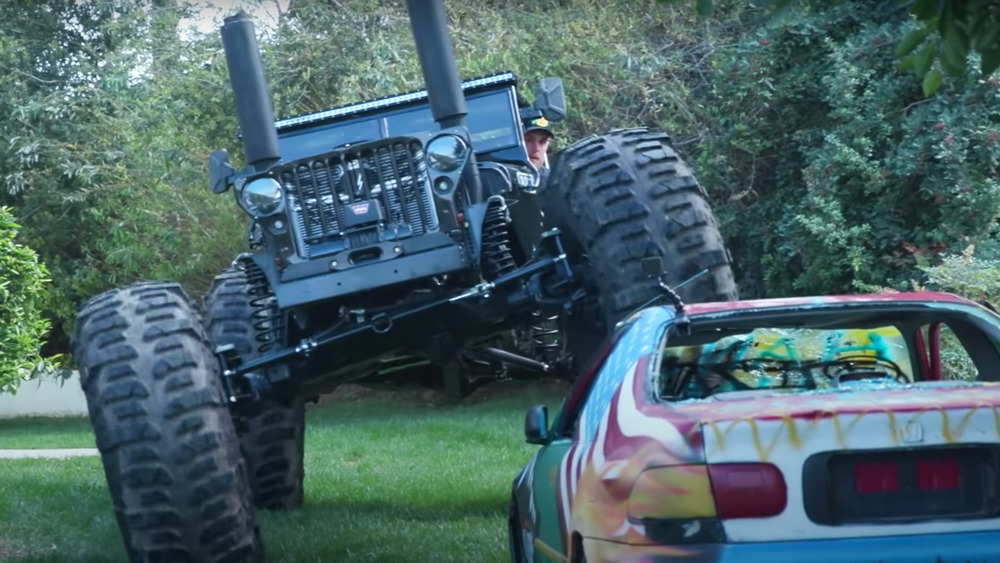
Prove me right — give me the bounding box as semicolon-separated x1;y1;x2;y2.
657;326;915;400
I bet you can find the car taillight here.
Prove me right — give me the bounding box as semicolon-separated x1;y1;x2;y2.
854;460;900;493
708;463;787;519
917;458;961;491
851;457;962;494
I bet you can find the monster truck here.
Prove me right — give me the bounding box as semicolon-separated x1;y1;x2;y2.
70;1;737;561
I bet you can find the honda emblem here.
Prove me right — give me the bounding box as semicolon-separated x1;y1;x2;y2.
900;419;924;444
349;202;370;215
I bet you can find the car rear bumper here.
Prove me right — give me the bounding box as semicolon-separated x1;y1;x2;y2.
582;529;1000;563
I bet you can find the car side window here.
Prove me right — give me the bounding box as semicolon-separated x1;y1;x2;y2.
548;337;617;440
918;320;993;381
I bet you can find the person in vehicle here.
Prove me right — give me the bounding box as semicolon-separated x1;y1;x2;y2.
523;115;554;181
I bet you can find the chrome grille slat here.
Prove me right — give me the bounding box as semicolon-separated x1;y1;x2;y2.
278;140;436;258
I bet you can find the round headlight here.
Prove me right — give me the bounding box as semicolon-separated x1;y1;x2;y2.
426;134;469;173
242;177;283;216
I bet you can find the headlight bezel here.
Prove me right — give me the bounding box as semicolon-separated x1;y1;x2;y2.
240;176;284;217
425;133;470;174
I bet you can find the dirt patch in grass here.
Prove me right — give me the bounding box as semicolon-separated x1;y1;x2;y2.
313;382;445;407
463;377;571;403
0;539;28;561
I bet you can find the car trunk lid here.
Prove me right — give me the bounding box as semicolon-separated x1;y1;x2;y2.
677;381;1000;542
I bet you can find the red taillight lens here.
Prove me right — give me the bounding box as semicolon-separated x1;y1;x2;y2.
854;461;899;493
917;458;961;491
708;463;786;519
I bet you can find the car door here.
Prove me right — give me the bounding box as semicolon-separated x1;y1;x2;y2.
521;308;671;561
516;330;625;562
522;436;573;562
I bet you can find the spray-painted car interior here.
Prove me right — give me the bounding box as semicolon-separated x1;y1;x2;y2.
657;304;1000;401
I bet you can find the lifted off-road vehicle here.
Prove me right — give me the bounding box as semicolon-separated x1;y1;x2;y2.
71;1;737;560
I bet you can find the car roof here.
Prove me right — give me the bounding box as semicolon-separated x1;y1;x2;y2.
680;290;980;317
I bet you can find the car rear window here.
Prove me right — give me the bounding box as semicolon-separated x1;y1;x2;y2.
657;326;915;400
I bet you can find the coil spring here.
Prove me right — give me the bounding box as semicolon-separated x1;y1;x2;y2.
482;198;517;280
529;310;564;362
244;261;285;354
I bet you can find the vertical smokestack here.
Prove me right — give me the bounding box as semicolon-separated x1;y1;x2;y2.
406;0;467;129
220;12;281;170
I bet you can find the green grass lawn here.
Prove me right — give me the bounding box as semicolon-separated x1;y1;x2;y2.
0;416;97;450
0;379;568;563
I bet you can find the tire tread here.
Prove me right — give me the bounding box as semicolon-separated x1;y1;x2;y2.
72;282;263;563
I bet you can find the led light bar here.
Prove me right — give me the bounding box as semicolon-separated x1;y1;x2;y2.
271;70;518;133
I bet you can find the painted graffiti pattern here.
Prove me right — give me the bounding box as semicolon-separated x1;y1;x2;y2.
660;326;915;400
513;293;1000;562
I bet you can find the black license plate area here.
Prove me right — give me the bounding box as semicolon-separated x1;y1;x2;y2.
804;446;1000;525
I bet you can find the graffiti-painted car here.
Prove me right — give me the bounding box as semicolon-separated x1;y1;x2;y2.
508;291;1000;563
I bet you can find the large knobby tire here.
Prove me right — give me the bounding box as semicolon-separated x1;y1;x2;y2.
542;128;738;366
72;282;263;563
204;267;306;511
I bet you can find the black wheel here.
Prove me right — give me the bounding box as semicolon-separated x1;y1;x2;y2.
541;128;739;368
204;266;306;511
72;282;263;563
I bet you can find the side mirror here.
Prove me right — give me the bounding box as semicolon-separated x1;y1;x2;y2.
209;149;236;194
524;404;549;445
532;77;567;123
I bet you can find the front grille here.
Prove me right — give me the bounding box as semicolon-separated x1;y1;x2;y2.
278;140;438;258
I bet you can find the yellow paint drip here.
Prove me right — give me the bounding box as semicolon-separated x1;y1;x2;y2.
940;408;954;442
533;538;568;563
701;403;1000;458
782;415;802;448
956;408;978;440
886;411;899;445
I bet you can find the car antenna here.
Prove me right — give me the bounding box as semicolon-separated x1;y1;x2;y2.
639;257;710;336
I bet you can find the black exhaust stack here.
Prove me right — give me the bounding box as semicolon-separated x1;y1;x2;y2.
221;12;281;171
405;0;484;203
406;0;467;129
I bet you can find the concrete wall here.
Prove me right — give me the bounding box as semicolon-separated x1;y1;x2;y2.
0;372;88;418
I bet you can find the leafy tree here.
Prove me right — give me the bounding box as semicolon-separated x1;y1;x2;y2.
665;0;1000;94
0;206;52;394
694;0;1000;298
0;2;245;355
4;0;997;357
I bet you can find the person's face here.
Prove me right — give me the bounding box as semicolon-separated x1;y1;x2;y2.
524;130;552;169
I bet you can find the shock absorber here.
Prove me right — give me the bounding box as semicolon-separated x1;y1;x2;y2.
244;261;285;354
529;310;564;363
481;197;516;280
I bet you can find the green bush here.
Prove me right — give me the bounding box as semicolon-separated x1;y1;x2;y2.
8;0;1000;356
0;206;53;394
696;0;1000;298
1;7;249;353
918;247;1000;303
914;247;1000;381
